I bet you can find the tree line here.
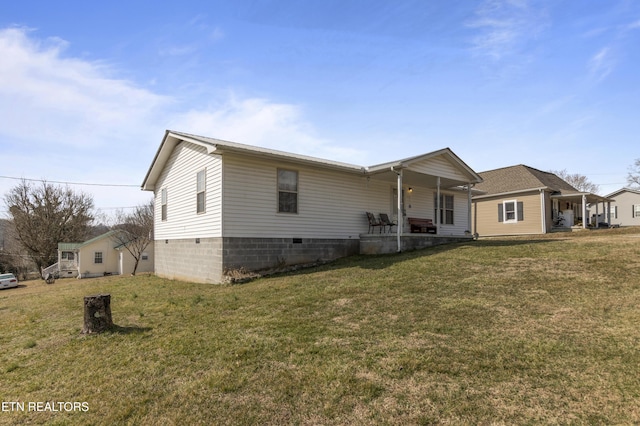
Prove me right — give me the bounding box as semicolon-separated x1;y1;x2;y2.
1;180;153;279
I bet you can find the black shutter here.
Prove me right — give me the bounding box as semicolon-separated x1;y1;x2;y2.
498;203;503;222
517;202;524;221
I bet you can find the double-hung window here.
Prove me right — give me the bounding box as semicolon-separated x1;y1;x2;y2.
161;188;167;221
278;169;298;213
434;194;454;225
633;205;640;218
498;200;524;223
196;169;206;214
94;252;103;264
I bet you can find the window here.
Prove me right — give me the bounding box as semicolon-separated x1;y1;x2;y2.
94;252;103;264
161;188;167;221
278;169;298;213
196;169;206;214
611;205;618;219
634;205;640;218
434;194;454;225
61;251;74;261
498;201;524;223
141;252;149;261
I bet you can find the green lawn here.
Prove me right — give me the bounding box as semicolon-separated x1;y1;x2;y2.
2;228;640;425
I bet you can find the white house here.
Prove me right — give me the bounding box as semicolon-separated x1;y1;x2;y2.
141;130;483;284
50;231;154;279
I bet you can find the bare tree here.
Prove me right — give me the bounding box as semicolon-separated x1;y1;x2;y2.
0;219;36;279
627;159;640;188
111;200;153;276
4;180;94;271
550;169;600;194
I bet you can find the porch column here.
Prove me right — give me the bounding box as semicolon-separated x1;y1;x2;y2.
540;189;546;233
467;184;472;235
582;194;587;229
595;202;599;228
396;169;403;252
436;177;441;233
607;201;611;225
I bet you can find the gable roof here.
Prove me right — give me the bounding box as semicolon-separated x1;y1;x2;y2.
58;230;119;251
474;164;579;196
142;130;482;190
605;187;640;198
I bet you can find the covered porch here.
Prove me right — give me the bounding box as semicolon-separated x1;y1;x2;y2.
360;148;483;253
551;192;614;230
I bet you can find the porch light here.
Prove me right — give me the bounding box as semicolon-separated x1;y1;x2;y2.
408;187;413;193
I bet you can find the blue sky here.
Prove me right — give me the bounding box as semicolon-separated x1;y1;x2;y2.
1;0;639;216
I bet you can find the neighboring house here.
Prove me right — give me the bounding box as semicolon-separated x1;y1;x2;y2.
472;165;613;236
592;187;640;227
48;231;154;279
141;130;483;284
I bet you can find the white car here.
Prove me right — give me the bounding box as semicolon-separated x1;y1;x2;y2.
0;273;19;289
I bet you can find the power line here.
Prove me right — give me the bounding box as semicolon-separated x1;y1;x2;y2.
0;175;139;187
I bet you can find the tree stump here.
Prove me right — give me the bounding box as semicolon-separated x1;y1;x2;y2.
81;294;114;334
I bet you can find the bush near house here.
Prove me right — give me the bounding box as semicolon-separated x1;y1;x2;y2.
1;227;639;425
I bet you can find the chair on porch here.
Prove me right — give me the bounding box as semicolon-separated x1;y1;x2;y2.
366;212;384;233
379;213;397;233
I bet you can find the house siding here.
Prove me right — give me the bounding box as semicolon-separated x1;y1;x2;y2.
222;153;386;238
77;238;119;278
154;142;223;240
606;190;640;226
410;156;470;181
473;191;542;236
118;242;155;275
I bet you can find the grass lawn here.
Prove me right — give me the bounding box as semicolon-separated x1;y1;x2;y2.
1;228;640;425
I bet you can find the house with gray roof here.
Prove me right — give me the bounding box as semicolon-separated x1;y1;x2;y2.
141;130;483;283
593;187;640;227
472;165;613;236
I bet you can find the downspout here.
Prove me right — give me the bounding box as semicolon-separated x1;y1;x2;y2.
436;177;441;234
391;166;403;253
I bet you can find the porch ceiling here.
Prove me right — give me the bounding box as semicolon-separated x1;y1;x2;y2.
551;192;614;204
368;169;470;189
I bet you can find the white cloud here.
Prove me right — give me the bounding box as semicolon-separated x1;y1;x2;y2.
169;95;365;162
588;47;615;82
467;0;548;61
0;27;169;148
0;26;364;212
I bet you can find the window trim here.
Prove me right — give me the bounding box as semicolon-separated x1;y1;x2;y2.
498;200;524;224
196;169;206;214
161;188;167;221
277;169;299;214
434;193;454;225
504;199;517;223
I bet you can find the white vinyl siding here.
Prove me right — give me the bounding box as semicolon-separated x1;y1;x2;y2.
409;155;470;182
222;154;389;238
221;154;472;238
154;142;222;239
